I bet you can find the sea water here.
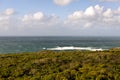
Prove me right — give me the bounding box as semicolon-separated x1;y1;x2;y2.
0;36;120;53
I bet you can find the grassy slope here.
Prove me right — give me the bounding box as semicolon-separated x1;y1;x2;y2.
0;50;120;80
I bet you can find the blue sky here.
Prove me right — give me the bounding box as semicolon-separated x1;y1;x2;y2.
0;0;120;36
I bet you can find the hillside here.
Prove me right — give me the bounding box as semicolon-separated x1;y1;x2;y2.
0;50;120;80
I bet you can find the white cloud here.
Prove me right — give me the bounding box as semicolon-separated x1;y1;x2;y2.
101;0;120;2
65;5;120;28
84;6;96;17
0;9;15;31
22;12;44;21
93;0;120;2
4;8;15;15
22;14;33;21
114;7;120;14
33;12;44;20
68;11;83;20
84;22;93;28
0;5;120;36
22;12;61;28
0;9;62;35
103;9;113;17
53;0;74;6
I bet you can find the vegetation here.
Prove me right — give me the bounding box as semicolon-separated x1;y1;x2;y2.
0;50;120;80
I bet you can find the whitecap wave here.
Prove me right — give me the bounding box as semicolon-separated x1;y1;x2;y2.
46;46;106;51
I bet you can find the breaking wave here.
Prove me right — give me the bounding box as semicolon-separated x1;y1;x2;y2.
45;46;107;51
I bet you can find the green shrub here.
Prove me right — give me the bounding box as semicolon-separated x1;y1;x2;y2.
0;50;119;79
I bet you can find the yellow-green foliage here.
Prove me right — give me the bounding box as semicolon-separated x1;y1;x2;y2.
0;50;120;80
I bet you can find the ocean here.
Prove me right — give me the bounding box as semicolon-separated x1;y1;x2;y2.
0;36;120;53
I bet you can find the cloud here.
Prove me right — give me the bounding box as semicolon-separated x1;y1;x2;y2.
22;12;44;21
0;5;120;36
84;6;96;17
0;8;16;31
65;5;120;28
4;8;15;15
99;0;120;2
53;0;75;6
22;12;60;27
103;9;113;17
33;12;44;20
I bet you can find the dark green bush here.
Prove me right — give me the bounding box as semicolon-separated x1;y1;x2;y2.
0;50;119;80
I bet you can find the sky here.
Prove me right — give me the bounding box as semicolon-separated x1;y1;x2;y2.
0;0;120;36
